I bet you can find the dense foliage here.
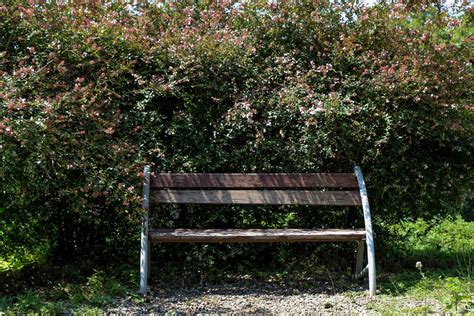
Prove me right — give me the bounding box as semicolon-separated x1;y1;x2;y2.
1;1;472;277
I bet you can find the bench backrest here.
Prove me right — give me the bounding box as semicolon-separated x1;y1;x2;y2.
149;173;362;206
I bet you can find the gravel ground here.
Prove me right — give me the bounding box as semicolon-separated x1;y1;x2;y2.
106;280;443;315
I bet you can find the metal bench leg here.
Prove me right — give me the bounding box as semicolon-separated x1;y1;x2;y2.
139;166;150;295
147;239;151;280
355;240;365;277
366;231;376;296
354;166;376;296
139;218;149;295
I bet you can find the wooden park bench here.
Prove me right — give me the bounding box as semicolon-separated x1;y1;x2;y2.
139;166;376;296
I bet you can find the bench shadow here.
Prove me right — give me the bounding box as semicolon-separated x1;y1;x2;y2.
129;275;368;314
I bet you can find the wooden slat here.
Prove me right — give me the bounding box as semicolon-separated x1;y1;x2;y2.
153;190;361;206
151;173;358;189
149;228;366;243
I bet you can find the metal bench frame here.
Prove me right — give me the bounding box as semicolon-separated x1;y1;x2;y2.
139;166;376;295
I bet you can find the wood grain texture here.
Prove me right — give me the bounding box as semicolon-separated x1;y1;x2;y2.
153;190;361;206
151;173;358;189
149;228;366;243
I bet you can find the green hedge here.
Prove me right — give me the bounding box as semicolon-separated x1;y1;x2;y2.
1;1;472;274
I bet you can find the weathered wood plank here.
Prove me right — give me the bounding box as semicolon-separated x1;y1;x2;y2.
149;228;366;243
151;173;358;189
153;190;361;206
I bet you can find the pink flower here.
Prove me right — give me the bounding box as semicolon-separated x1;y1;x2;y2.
5;125;13;136
105;127;115;135
448;19;460;28
14;98;26;110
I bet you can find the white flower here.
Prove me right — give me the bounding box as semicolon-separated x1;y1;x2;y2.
416;261;423;269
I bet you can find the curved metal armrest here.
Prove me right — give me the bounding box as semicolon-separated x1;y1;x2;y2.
354;165;376;296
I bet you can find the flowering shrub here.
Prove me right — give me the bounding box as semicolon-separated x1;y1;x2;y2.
1;1;472;270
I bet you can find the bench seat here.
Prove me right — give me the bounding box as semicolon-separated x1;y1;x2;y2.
149;228;366;243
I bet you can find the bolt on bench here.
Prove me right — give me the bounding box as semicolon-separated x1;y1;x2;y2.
139;166;376;295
